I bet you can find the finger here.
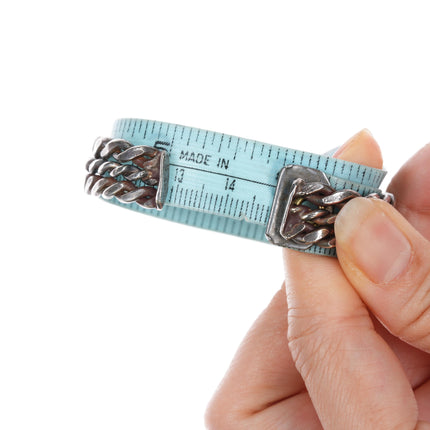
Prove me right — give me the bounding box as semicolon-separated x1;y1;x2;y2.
388;143;430;240
206;129;383;427
374;143;430;388
284;130;420;429
335;197;430;353
332;127;383;167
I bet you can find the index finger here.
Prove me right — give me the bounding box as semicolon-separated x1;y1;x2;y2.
284;130;420;429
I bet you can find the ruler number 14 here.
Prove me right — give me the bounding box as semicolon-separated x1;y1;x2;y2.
225;178;236;191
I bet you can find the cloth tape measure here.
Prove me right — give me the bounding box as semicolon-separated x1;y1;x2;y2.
85;118;392;257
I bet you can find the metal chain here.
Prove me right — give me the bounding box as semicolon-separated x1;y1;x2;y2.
283;178;395;249
86;137;394;249
85;137;162;209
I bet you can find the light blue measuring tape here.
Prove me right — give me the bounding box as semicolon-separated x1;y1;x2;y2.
85;118;392;256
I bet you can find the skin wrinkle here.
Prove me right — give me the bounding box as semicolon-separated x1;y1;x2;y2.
248;388;309;417
289;324;387;420
398;276;430;349
370;314;430;390
248;391;323;430
287;305;373;346
310;335;405;430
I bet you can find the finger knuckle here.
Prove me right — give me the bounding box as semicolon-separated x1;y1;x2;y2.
287;304;371;379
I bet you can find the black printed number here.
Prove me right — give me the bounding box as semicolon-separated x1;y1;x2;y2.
225;178;236;191
174;168;184;183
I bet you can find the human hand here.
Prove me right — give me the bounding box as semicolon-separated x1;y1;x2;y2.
206;131;430;429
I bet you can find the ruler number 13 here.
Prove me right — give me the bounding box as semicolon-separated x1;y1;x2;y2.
225;178;236;191
174;168;185;183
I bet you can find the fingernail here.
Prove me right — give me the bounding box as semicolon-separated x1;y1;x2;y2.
334;129;373;157
335;198;412;284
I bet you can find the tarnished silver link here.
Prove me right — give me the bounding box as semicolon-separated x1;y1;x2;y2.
266;165;395;250
85;137;169;210
99;138;133;159
282;178;394;249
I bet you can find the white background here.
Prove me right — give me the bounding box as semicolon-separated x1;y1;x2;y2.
1;1;430;429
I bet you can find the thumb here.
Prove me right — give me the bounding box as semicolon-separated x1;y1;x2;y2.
335;197;430;353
